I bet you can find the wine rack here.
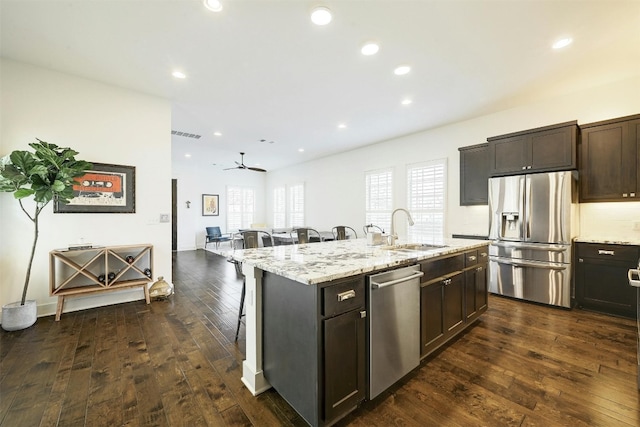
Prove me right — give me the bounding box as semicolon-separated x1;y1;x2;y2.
49;244;153;320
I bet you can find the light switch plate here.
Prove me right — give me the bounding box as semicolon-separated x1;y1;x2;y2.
159;214;170;223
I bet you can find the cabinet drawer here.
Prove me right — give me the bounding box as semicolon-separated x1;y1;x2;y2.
322;279;365;317
576;243;639;263
421;254;464;283
478;247;489;264
464;250;479;267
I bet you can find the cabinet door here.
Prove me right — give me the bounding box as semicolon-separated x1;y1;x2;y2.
489;134;527;176
459;144;489;205
421;282;444;357
580;121;629;201
580;118;639;202
529;126;576;171
443;273;465;335
324;309;366;422
576;260;637;318
465;264;488;321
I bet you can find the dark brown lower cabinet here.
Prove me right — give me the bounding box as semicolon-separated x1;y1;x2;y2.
575;242;640;318
323;309;366;422
262;272;366;427
420;245;489;358
465;262;488;322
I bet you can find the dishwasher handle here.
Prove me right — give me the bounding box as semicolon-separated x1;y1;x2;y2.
371;271;424;289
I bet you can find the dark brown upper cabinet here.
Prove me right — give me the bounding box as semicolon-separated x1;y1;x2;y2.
487;121;578;177
579;114;640;202
459;143;489;205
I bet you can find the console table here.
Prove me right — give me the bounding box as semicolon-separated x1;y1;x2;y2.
49;244;153;320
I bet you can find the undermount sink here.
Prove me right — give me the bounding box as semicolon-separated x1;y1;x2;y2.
379;243;447;252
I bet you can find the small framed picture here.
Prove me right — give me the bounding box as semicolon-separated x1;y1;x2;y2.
202;194;219;216
54;163;135;214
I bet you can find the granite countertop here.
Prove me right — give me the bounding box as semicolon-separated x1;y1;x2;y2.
219;238;488;285
574;237;640;246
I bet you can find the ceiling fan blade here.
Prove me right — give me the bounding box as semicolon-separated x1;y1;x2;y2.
247;166;267;172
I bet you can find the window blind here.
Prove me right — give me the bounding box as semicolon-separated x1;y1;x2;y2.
407;159;446;243
273;186;286;228
365;168;393;233
226;186;255;231
288;183;305;227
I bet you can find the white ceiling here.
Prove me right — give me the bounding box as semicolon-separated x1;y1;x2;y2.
2;0;639;171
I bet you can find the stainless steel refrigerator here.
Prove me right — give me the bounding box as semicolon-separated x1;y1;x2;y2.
488;171;578;308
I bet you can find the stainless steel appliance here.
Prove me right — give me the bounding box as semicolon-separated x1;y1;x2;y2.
368;264;423;399
488;171;578;308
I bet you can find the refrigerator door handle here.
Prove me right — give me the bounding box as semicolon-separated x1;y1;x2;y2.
524;175;532;240
490;241;568;252
492;257;567;270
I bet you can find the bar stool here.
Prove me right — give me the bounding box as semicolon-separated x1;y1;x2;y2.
332;226;358;240
235;230;274;342
291;227;323;244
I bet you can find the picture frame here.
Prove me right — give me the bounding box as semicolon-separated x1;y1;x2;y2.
54;163;136;213
202;194;219;216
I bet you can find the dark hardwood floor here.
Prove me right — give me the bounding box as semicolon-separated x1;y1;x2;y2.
1;249;638;426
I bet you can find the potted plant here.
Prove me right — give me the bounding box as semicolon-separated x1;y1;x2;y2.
0;139;92;331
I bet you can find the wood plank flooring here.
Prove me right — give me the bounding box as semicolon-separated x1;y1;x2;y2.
1;249;638;426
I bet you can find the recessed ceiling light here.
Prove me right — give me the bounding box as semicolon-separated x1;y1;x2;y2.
552;37;573;49
311;6;332;26
361;42;379;56
185;153;192;158
172;71;186;79
214;131;222;136
203;0;223;12
401;99;413;105
394;65;411;76
298;148;305;153
338;123;347;129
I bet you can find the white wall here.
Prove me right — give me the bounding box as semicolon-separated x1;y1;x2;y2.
172;156;266;251
267;74;640;242
0;60;172;318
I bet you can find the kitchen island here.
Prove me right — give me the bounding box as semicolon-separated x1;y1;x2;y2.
225;237;488;427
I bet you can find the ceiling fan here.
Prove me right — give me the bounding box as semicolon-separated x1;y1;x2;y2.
224;152;266;172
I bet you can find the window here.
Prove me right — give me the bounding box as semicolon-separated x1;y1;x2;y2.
273;186;286;228
226;186;255;231
288;184;305;227
407;159;446;244
273;183;305;228
365;168;393;233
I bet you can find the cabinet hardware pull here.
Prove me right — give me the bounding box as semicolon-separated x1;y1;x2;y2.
598;250;615;256
522;166;527;170
360;310;367;318
631;193;636;197
480;252;487;257
337;290;356;301
476;267;483;272
623;193;628;197
578;258;583;262
468;255;477;261
527;166;532;169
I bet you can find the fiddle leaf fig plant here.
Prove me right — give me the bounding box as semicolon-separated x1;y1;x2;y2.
0;139;92;305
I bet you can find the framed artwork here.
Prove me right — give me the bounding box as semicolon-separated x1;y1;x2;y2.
54;163;136;213
202;194;219;216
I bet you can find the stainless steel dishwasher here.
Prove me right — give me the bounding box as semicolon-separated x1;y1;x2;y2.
368;264;423;399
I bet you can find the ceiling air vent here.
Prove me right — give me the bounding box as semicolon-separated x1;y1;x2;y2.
171;130;201;139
